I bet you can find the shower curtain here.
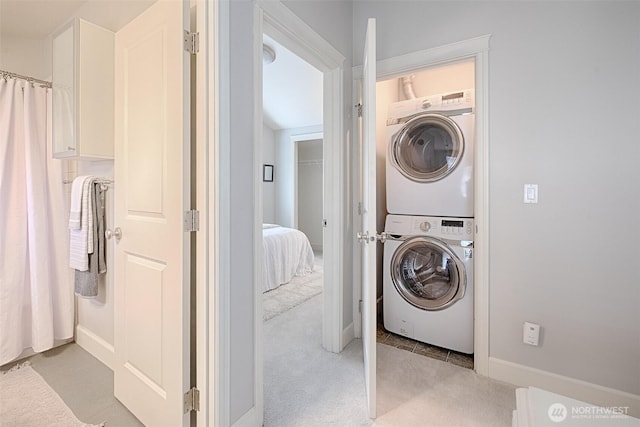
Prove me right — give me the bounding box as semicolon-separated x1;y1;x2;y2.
0;77;72;365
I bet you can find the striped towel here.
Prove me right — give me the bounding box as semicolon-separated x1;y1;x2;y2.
68;176;90;230
69;176;96;271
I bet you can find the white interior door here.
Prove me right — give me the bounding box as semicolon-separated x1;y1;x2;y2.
359;18;377;420
113;0;190;425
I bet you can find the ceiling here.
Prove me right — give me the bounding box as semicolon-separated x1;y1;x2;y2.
0;1;322;131
0;0;155;38
263;34;323;131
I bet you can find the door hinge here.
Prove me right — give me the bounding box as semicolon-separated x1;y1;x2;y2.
184;210;200;232
355;103;363;118
359;299;363;313
184;30;200;54
357;202;363;215
322;219;328;228
184;387;200;413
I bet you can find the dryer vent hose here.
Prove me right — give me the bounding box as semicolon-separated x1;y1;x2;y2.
402;75;417;100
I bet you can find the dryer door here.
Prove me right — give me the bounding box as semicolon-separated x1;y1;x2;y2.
390;114;464;183
390;236;466;311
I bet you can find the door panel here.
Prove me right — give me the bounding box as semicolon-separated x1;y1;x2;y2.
114;0;190;425
360;17;377;420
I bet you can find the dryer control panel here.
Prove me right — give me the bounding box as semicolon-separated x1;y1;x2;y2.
387;88;474;123
438;219;473;237
385;214;473;240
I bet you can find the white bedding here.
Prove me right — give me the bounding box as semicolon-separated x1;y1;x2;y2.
263;224;315;292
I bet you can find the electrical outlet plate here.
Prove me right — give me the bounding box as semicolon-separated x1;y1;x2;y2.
523;321;540;346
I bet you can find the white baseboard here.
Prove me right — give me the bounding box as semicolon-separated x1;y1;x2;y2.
342;322;355;348
75;325;115;371
489;357;640;418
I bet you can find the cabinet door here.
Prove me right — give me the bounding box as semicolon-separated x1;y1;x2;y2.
51;19;114;160
52;21;76;157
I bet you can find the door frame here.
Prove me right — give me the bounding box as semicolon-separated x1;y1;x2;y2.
352;35;491;375
257;1;345;355
196;0;217;425
206;0;228;425
291;131;323;230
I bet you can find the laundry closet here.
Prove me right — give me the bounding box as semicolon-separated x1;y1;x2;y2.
375;59;477;364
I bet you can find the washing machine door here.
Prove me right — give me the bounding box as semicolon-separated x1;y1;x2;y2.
390;236;466;311
390;113;464;183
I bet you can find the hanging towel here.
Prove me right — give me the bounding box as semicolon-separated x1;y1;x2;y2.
75;182;106;298
84;176;95;254
69;176;96;271
68;176;90;230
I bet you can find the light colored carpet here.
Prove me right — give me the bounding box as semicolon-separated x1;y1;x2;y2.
264;293;517;427
264;293;371;426
376;343;516;426
263;265;323;321
0;362;102;427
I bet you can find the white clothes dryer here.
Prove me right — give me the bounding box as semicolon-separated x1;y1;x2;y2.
386;89;475;217
383;214;474;354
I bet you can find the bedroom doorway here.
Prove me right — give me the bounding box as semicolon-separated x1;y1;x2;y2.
260;26;330;423
261;32;326;320
257;0;348;421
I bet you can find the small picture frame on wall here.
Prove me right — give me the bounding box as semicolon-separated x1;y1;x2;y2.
263;164;274;182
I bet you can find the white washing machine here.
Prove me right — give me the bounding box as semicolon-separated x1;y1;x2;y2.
386;89;475;217
383;214;474;354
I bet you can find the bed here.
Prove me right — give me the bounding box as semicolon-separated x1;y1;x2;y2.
263;224;315;292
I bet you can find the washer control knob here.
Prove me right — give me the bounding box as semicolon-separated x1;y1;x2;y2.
419;221;431;232
421;100;431;110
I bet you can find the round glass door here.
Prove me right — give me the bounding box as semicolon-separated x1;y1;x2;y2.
390;236;466;311
390;114;464;182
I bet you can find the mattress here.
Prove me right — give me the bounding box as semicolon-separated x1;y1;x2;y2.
263;224;315;292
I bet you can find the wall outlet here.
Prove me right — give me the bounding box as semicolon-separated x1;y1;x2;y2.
523;321;541;346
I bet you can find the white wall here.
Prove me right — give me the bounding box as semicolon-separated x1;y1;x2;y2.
355;1;640;398
274;124;322;228
0;36;50;79
74;160;115;354
400;60;475;102
297;139;323;250
228;0;258;422
262;123;276;223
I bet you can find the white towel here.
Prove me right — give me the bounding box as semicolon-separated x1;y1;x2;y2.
83;177;95;254
69;176;96;270
68;176;90;230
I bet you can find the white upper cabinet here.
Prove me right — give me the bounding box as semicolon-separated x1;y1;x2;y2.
52;19;114;160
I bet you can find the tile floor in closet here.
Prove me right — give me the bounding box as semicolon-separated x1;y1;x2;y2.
376;321;474;370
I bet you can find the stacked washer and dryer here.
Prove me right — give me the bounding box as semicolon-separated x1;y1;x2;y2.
383;89;475;354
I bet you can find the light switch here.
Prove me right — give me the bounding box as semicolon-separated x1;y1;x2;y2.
524;184;538;203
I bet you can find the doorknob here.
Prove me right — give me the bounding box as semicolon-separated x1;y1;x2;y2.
105;227;122;241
